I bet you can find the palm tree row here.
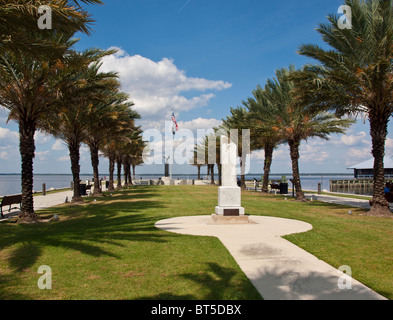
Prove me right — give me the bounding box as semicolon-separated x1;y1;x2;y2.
196;0;393;216
291;0;393;215
191;66;352;199
0;1;144;222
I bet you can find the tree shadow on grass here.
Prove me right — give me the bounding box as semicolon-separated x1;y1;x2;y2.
180;262;262;300
137;262;262;300
0;189;173;291
8;242;42;272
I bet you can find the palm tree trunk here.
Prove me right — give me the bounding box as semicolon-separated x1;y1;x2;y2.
123;162;129;186
209;164;215;185
132;164;136;180
197;166;201;180
289;140;306;201
108;154;115;191
117;158;122;189
218;164;222;186
262;144;274;193
240;155;246;190
369;113;391;216
69;140;82;203
89;142;102;196
19;121;36;222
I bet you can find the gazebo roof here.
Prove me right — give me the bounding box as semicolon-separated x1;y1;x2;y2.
348;156;393;170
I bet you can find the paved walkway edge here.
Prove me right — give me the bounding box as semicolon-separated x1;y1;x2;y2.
155;215;386;300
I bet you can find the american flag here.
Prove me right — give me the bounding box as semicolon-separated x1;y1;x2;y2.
171;111;179;133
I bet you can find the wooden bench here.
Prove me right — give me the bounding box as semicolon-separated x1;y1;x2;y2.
1;194;22;218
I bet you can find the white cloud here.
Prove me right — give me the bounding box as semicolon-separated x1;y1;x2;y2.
177;118;222;131
386;138;393;153
300;144;330;165
35;131;52;145
0;127;18;144
0;151;8;160
58;155;69;162
52;139;66;151
35;151;50;161
347;147;371;160
334;131;370;147
99;48;232;122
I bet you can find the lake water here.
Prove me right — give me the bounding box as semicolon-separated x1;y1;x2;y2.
0;173;354;196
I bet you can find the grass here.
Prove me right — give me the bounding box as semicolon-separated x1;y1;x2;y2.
0;185;392;300
0;186;261;300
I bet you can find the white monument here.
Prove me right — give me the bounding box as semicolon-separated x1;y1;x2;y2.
213;136;248;223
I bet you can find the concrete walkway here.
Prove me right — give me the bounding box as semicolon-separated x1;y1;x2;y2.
156;215;386;300
305;193;372;209
0;190;73;221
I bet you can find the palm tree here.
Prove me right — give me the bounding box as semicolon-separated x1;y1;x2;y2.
190;147;205;180
0;38;76;221
128;128;147;181
294;0;393;215
264;67;353;201
83;73;138;196
196;135;216;185
0;0;102;55
41;48;115;203
101;137;119;191
114;127;144;188
245;85;285;193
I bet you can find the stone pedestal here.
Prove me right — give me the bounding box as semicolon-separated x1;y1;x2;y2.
215;186;245;216
213;135;247;222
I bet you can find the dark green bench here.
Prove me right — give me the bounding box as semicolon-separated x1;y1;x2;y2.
1;194;22;218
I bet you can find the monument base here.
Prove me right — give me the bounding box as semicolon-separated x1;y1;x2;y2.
215;206;245;216
210;214;252;224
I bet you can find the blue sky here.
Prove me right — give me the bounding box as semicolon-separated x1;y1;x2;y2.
1;0;392;175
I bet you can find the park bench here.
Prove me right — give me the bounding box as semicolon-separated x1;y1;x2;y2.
269;183;280;194
1;194;22;218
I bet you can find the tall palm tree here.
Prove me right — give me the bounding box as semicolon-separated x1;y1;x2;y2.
0;38;76;221
128;128;147;181
294;0;393;215
41;48;115;203
190;147;205;180
264;67;353;201
245;85;285;193
196;135;216;185
100;137;119;191
84;74;138;196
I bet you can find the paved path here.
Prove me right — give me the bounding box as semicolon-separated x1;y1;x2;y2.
305;193;372;209
0;190;73;221
156;215;386;300
304;193;393;211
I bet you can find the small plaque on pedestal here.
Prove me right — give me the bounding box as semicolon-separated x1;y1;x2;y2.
224;209;240;216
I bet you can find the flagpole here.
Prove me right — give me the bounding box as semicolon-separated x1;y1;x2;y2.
170;108;174;180
170;108;178;181
170;130;174;180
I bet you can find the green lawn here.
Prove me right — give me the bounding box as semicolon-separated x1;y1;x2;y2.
0;185;392;300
